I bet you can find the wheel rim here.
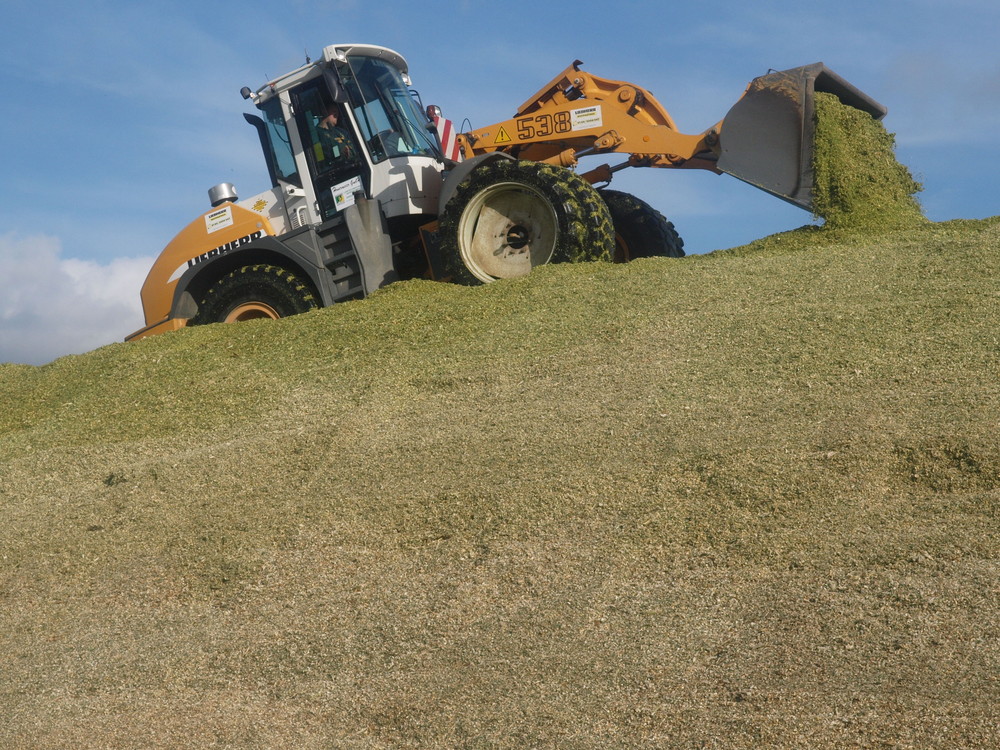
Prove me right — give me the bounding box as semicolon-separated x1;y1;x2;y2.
613;231;631;263
223;301;282;323
457;181;558;282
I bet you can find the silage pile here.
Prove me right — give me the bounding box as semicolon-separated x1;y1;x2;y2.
2;87;998;747
812;91;926;230
2;214;1000;748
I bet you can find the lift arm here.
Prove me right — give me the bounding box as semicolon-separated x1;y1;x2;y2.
456;61;887;211
456;61;721;173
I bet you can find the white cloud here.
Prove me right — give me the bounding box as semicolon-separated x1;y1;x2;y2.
0;233;152;366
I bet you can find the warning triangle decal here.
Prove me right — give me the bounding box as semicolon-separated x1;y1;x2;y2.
494;126;512;144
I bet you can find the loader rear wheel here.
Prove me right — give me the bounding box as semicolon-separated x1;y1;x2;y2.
599;189;685;262
191;264;318;326
439;159;614;284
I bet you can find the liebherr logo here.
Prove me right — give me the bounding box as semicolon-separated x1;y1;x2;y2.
166;229;268;284
188;230;263;269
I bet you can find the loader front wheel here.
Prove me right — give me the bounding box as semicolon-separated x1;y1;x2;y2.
439;160;614;284
600;189;685;262
191;264;318;325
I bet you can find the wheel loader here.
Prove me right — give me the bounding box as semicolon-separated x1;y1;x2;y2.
126;44;886;341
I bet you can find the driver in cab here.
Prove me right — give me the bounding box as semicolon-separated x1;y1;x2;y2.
317;105;357;164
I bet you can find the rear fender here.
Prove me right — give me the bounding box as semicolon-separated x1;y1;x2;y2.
168;235;328;320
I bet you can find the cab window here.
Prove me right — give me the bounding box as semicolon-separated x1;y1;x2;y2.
259;97;300;187
337;55;440;164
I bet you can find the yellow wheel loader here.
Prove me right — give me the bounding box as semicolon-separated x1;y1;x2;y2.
126;45;885;341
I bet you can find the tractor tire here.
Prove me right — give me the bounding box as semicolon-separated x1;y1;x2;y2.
191;264;318;325
439;159;615;285
599;189;685;262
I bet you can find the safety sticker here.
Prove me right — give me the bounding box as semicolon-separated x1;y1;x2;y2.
571;105;603;131
251;198;269;213
331;175;364;211
205;205;234;233
494;126;512;144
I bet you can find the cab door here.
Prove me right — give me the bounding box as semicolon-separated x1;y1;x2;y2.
290;79;369;223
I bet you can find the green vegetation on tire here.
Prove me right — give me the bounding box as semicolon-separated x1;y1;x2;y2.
599;189;685;262
438;159;615;285
191;264;318;325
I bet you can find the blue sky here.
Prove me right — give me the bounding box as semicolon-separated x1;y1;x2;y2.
2;0;998;364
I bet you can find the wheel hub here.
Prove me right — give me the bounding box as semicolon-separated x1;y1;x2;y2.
457;181;558;281
505;225;530;251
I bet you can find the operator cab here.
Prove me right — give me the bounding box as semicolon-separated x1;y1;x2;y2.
244;44;445;229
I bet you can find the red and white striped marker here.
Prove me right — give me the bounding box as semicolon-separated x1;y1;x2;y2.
432;116;463;162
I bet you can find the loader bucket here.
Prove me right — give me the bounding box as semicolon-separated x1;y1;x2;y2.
716;63;887;211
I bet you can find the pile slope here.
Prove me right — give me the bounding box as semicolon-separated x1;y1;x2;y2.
1;218;999;748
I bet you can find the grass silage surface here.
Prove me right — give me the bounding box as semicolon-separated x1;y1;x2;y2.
2;217;1000;747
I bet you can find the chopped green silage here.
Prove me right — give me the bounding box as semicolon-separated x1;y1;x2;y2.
2;218;1000;747
812;91;927;230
